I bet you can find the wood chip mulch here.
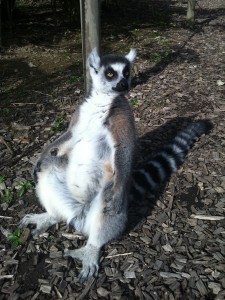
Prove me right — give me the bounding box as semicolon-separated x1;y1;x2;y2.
0;0;225;299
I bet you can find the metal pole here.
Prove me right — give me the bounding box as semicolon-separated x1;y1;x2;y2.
80;0;100;93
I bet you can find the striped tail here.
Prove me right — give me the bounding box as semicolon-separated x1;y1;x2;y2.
131;120;213;197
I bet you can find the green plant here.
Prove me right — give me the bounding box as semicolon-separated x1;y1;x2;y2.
48;235;55;241
131;98;138;106
51;115;64;132
7;228;23;248
0;176;4;184
133;28;140;34
1;188;13;203
17;179;33;197
69;75;82;83
150;50;172;63
64;52;71;59
2;108;10;116
161;37;170;46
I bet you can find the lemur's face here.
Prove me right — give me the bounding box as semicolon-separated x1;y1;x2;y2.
88;48;136;94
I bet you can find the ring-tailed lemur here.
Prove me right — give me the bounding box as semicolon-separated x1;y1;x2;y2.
20;48;212;282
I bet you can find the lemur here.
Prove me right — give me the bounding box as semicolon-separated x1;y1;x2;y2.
20;48;212;282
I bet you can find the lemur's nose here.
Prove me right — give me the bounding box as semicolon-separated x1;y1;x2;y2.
113;78;128;92
120;79;127;88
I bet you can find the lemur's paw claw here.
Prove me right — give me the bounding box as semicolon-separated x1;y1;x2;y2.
78;264;99;283
64;245;100;283
19;214;36;228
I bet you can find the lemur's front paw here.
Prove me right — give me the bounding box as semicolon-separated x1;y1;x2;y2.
19;213;55;237
19;214;41;236
64;245;100;283
32;149;59;183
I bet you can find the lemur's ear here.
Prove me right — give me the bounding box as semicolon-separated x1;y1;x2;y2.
125;48;136;63
87;48;101;74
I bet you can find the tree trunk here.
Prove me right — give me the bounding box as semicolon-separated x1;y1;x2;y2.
0;0;2;47
186;0;196;25
80;0;100;93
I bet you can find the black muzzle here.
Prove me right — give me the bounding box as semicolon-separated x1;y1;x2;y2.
112;78;129;92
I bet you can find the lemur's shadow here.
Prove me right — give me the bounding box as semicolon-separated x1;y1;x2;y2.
126;116;194;233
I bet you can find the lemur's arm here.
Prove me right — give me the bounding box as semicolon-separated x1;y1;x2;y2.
103;98;136;214
33;108;80;182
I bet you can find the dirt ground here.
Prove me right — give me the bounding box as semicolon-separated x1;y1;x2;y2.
0;0;225;299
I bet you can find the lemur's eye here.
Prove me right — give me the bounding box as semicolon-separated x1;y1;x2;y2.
123;66;130;78
106;71;114;78
105;68;117;80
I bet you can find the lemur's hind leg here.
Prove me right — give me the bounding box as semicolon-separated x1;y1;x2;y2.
19;212;57;237
64;194;127;282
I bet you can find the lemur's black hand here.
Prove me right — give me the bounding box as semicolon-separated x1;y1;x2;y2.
32;148;59;184
32;161;41;184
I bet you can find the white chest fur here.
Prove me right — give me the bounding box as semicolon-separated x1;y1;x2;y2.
66;93;115;203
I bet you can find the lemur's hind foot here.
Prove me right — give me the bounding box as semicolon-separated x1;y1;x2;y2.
64;244;100;283
19;212;57;236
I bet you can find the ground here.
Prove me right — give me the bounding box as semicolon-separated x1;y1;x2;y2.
0;0;225;299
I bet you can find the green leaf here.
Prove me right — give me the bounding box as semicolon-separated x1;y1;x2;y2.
18;187;25;197
1;188;13;202
131;98;138;106
14;228;21;237
11;240;19;248
7;233;16;241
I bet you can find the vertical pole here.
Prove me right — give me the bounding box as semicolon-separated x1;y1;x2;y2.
0;0;2;47
186;0;196;25
80;0;100;93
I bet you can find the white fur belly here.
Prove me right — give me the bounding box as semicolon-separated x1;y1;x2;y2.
65;102;115;203
66;136;104;202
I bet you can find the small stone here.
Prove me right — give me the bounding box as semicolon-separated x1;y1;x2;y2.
215;187;224;193
97;287;110;297
162;243;173;252
217;80;224;86
208;282;221;295
124;271;136;279
40;284;52;294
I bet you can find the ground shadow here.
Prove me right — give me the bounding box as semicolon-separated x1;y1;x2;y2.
133;46;200;86
0;57;83;105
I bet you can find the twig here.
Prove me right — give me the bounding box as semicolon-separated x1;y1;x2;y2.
0;216;13;219
105;252;133;259
61;232;85;240
0;275;14;280
0;136;13;154
11;103;37;106
190;214;225;221
54;286;62;298
31;90;53;97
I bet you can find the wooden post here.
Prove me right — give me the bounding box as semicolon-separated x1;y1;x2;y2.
0;0;2;47
186;0;196;25
80;0;100;93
